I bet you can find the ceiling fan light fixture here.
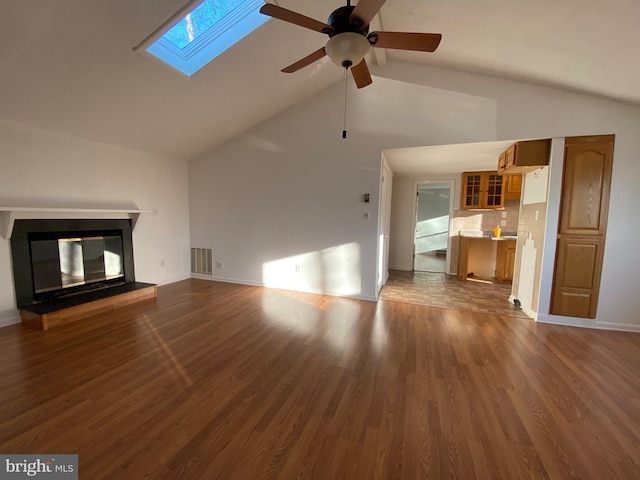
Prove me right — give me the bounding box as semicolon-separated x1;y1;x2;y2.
325;32;370;68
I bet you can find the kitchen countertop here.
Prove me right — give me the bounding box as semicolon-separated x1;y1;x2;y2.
459;231;518;240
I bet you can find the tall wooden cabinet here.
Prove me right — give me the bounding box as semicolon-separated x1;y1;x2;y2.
550;135;614;318
461;171;504;209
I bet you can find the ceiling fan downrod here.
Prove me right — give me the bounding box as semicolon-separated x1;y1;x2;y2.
342;67;348;139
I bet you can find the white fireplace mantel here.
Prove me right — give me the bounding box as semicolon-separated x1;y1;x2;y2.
0;207;151;240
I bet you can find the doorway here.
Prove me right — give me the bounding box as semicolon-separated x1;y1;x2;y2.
413;182;452;273
377;159;393;293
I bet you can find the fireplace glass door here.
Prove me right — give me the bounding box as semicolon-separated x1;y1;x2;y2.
31;235;124;294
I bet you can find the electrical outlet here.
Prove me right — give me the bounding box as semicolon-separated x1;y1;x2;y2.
501;219;506;227
535;210;540;221
215;261;224;269
160;259;165;267
501;211;507;218
295;264;301;273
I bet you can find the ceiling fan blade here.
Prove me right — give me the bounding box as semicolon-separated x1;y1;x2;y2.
350;0;387;27
368;31;442;52
281;48;327;73
260;3;333;34
351;59;373;89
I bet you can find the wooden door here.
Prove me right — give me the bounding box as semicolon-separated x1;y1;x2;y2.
551;135;614;318
495;240;516;281
505;242;516;281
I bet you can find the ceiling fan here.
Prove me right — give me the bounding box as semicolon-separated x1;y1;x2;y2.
260;0;442;89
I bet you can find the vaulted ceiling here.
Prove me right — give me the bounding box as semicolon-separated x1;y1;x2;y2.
1;0;638;161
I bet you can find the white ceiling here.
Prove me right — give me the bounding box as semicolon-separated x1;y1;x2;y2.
0;0;638;161
384;140;515;176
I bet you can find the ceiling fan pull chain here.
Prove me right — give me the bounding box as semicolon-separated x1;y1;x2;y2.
343;67;348;139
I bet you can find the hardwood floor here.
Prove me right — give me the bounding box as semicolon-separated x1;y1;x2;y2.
1;279;639;479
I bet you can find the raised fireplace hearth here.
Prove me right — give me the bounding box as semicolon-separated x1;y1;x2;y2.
10;217;156;329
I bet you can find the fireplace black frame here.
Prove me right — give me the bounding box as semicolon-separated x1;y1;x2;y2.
11;219;135;308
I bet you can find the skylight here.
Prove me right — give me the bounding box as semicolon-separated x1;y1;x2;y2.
144;0;269;77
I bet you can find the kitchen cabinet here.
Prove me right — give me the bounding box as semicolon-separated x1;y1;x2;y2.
495;239;516;281
457;236;495;280
461;171;504;209
498;139;551;175
457;236;515;282
503;175;522;200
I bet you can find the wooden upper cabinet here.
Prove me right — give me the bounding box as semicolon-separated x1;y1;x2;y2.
504;175;522;200
461;172;483;208
504;144;516;171
498;139;551;175
461;171;504;209
485;173;505;208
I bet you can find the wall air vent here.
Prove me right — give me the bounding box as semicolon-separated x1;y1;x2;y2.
191;248;212;275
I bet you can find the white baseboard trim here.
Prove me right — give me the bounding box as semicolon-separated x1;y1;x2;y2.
536;314;640;333
508;295;537;321
191;274;265;290
522;306;537;321
388;264;412;271
191;274;377;302
0;309;20;329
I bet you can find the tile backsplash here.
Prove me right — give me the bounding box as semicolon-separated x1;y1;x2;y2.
452;200;520;234
449;200;520;274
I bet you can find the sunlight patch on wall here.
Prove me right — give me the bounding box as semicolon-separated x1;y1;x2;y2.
262;242;361;296
415;215;449;253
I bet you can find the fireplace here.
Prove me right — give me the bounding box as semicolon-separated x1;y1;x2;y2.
31;233;125;300
11;219;136;308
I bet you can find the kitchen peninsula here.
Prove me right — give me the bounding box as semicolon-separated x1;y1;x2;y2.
457;232;517;282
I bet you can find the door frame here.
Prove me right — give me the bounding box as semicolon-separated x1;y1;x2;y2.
411;179;455;274
376;155;393;295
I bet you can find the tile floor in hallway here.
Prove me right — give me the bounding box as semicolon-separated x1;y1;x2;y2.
380;270;529;318
413;252;447;272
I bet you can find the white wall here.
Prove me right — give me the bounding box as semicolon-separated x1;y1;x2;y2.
189;76;498;300
378;62;640;330
0;119;191;326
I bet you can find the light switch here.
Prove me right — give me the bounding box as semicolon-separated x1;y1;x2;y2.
535;210;540;221
501;211;507;218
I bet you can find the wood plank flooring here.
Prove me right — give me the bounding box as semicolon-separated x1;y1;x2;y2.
0;279;639;479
